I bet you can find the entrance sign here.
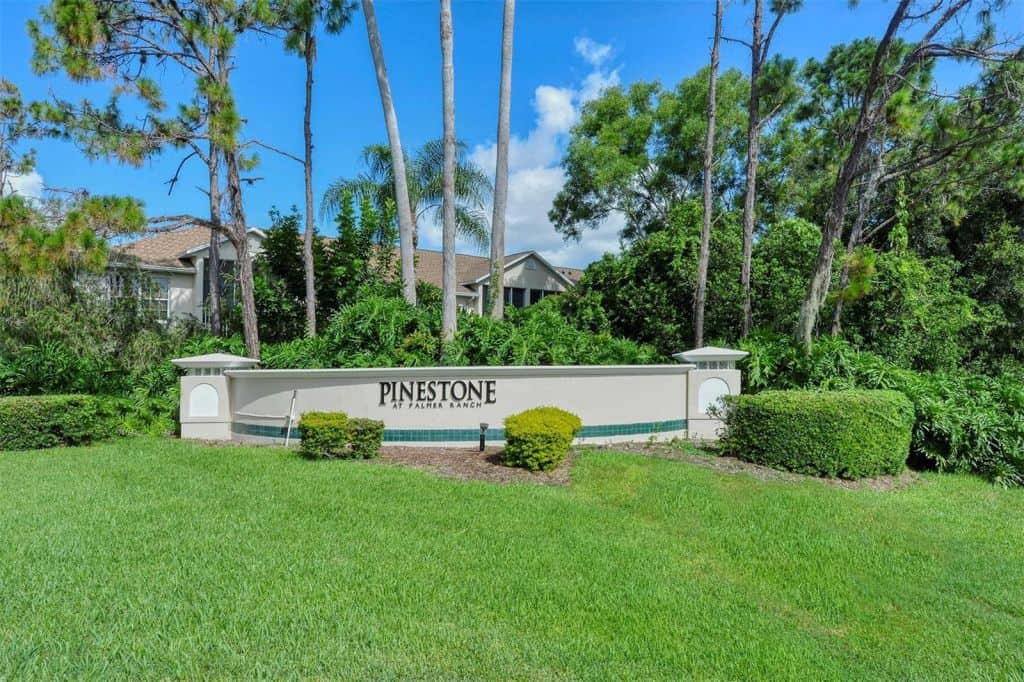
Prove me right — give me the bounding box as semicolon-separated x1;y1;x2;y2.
173;350;747;445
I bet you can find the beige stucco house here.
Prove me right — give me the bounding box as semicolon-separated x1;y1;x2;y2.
110;226;583;321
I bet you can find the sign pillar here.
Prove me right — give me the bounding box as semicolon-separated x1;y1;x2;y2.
673;346;748;441
172;353;259;441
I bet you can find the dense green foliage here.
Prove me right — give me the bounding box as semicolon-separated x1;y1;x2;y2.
0;394;112;450
252;291;659;369
562;201;742;354
2;439;1023;677
739;333;1024;486
0;268;655;439
255;200;397;341
721;390;914;479
299;411;383;460
502;406;582;471
0;277;201;434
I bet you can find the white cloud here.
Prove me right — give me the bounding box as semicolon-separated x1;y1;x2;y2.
466;37;623;268
4;170;44;200
574;37;613;67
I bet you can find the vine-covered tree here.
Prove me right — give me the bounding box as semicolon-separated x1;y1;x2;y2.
733;0;802;337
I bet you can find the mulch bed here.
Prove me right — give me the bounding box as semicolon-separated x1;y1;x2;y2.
207;438;918;491
378;446;574;486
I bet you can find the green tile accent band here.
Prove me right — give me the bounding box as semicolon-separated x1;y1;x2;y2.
231;419;687;443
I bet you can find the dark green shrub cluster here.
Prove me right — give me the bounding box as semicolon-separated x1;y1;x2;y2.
298;411;384;460
0;395;114;451
347;418;386;459
502;407;583;472
719;390;914;479
739;332;1024;486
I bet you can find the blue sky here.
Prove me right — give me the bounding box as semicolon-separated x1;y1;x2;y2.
2;0;1020;266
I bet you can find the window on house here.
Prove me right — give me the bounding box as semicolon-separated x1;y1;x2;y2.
525;258;537;270
529;289;560;305
504;286;526;308
142;276;171;320
106;272;170;321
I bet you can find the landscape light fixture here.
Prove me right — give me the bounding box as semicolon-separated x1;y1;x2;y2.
479;423;488;452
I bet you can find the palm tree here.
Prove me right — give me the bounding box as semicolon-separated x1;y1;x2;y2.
360;0;417;304
440;0;458;341
488;0;515;320
321;140;492;249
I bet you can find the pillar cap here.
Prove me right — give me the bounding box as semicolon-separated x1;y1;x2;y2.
672;346;749;364
171;353;260;369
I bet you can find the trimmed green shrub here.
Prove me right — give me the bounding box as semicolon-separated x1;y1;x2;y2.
502;407;583;472
739;332;1024;486
348;418;385;460
719;390;914;479
299;411;383;460
0;395;114;451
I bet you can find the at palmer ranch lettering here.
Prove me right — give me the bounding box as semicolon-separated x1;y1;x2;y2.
379;379;497;409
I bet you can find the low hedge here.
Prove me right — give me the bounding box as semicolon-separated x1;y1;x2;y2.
502;407;583;472
299;411;384;460
719;390;914;479
0;394;114;451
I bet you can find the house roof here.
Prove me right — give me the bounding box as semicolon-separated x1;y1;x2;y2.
112;227;587;291
112;225;213;269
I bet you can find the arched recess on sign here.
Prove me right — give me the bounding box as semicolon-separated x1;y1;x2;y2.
697;377;730;415
189;383;220;417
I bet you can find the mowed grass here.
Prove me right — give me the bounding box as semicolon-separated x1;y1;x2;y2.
1;439;1022;679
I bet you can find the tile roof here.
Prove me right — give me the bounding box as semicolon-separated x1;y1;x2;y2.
112;227;586;288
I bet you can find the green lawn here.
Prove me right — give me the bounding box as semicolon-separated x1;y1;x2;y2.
1;439;1022;679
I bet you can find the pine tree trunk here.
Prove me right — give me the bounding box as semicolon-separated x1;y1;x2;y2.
362;0;417;305
693;0;722;349
440;0;457;341
206;140;223;336
830;148;884;335
488;0;515;320
224;148;261;360
302;32;317;336
795;0;911;348
740;0;763;339
795;134;870;346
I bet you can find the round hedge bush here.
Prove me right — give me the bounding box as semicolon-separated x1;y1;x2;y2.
719;390;914;479
502;407;583;472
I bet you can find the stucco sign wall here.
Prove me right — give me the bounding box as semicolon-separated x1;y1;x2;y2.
173;351;746;446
